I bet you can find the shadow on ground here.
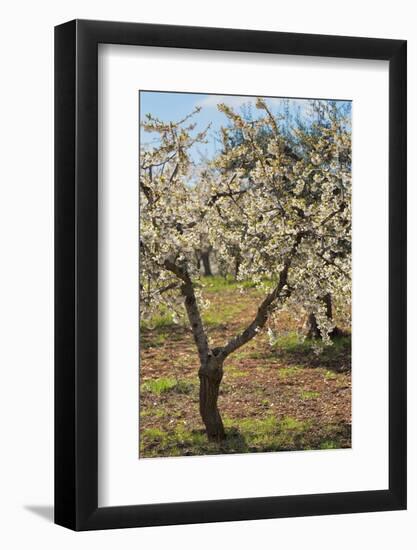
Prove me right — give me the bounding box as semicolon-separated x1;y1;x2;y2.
273;334;351;373
24;505;54;523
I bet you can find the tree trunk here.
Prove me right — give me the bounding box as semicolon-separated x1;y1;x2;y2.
195;251;201;270
323;292;332;319
306;311;320;339
199;356;225;441
234;256;241;280
307;293;340;339
201;250;212;276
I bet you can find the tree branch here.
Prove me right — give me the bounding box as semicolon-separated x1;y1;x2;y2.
316;252;350;279
220;233;303;358
152;281;181;296
321;202;346;226
141;152;177;170
163;259;209;361
139;179;152;202
206;174;246;207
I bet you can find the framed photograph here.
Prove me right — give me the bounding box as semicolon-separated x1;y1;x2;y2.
55;19;406;530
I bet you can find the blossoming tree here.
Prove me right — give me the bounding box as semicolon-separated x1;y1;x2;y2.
140;99;351;441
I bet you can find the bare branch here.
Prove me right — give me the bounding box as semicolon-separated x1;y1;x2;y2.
153;281;181;296
321;202;346;226
141;152;177;170
316;252;350;279
163;259;209;361
168;163;179;184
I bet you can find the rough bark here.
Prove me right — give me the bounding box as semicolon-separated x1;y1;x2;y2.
198;353;225;440
163;259;208;362
163;259;226;439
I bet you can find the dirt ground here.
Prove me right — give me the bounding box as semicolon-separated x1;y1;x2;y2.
139;278;351;458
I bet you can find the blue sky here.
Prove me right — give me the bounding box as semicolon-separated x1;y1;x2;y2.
139;91;351;162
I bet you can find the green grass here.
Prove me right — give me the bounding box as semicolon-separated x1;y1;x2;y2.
278;366;302;379
274;332;350;354
140;414;320;457
141;332;168;349
224;415;313;452
247;350;268;360
273;332;351;371
320;440;340;450
140;405;168;419
201;275;260;292
300;390;320;400
142;427;166;440
202;301;246;326
140;399;351;458
141;377;196;396
140;303;176;330
141;424;210;457
226;364;247;378
273;332;311;351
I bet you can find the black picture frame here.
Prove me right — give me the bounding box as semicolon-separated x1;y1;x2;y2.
55;19;407;531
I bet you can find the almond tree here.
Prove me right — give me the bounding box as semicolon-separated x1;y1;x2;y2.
140;99;351;441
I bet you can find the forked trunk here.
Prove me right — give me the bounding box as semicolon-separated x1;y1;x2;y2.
164;233;303;444
199;356;225;441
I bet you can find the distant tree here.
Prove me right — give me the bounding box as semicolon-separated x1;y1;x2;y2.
195;246;213;276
